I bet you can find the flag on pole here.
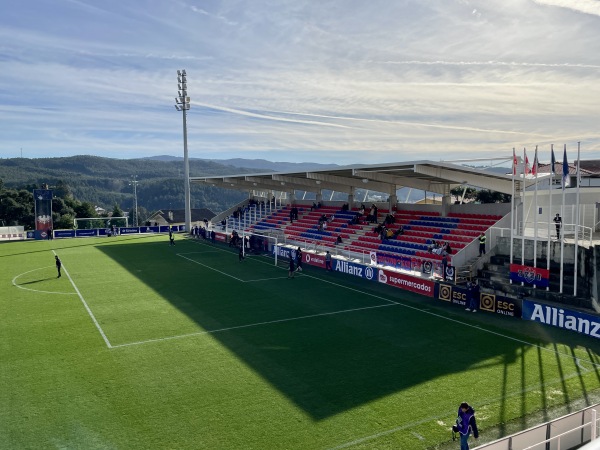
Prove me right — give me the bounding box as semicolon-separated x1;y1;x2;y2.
524;149;531;176
513;148;518;175
562;145;570;188
551;147;556;175
532;148;538;177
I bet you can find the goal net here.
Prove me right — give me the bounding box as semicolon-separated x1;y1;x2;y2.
239;229;280;265
73;216;129;230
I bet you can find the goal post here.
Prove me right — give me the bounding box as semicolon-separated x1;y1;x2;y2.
240;229;279;266
73;216;129;230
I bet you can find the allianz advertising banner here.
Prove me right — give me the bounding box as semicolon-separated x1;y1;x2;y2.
522;300;600;339
332;259;378;281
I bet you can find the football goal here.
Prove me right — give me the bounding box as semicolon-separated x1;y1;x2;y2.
240;229;280;265
73;216;129;230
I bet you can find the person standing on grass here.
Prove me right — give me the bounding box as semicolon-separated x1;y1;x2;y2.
169;227;175;246
295;247;303;272
238;244;245;262
325;251;332;271
453;402;479;450
55;255;62;278
288;257;295;278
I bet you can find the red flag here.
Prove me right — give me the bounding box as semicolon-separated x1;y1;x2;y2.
513;148;518;175
524;149;531;176
531;148;538;177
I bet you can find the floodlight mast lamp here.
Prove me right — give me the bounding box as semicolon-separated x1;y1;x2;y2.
175;69;192;232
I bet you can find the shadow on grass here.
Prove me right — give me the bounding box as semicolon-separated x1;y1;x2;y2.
97;237;600;421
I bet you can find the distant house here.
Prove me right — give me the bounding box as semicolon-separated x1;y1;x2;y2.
94;206;106;215
146;208;216;226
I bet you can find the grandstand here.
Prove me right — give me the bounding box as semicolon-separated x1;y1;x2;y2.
191;158;600;312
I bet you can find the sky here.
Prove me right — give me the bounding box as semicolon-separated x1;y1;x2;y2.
0;0;599;165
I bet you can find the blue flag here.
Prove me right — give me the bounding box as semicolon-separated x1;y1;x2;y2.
562;145;570;188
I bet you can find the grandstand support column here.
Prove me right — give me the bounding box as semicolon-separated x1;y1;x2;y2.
441;193;452;217
289;191;296;204
316;190;323;205
175;69;192;232
348;187;355;207
388;193;397;211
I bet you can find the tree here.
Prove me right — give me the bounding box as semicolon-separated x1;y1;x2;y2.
111;203;124;218
73;201;96;219
476;189;511;204
450;186;476;203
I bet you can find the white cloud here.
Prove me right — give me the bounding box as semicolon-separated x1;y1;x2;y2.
0;0;599;163
531;0;600;17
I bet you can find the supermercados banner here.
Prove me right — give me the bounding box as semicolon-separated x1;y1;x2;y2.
33;189;53;240
377;268;434;297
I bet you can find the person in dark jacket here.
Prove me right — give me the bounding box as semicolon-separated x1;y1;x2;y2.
55;255;62;278
453;402;479;450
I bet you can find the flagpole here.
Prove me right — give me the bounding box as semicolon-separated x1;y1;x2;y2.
533;146;539;288
521;148;527;280
546;145;554;291
573;142;581;297
509;148;516;276
559;144;567;294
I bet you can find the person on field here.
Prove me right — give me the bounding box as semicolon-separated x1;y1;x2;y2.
325;251;332;271
452;402;479;450
288;257;295;278
238;244;245;262
169;227;175;246
55;255;62;278
295;247;303;272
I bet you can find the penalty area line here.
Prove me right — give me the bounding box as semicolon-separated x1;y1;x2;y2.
52;250;112;349
110;303;395;349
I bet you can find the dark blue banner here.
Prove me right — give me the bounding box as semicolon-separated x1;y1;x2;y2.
54;230;76;238
333;259;378;281
523;300;600;338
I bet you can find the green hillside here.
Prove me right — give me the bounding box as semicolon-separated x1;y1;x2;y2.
0;155;258;214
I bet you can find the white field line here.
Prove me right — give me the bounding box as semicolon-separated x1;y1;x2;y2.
12;266;78;295
176;253;245;282
185;239;600;368
52;250;112;349
110;303;395;349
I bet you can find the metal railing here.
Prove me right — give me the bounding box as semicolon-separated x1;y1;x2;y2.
475;405;598;450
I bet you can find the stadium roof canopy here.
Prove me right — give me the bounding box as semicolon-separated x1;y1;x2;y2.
190;159;523;196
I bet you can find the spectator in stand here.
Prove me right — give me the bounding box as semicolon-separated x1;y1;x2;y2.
359;204;366;216
553;213;562;239
341;203;349;211
478;233;486;256
336;235;343;245
393;225;404;238
386;228;394;239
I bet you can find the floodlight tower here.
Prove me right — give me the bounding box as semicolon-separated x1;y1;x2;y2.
129;175;139;226
175;69;192;232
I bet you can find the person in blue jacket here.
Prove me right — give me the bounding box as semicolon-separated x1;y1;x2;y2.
453;402;479;450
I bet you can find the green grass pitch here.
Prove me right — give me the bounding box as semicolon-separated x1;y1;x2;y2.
1;234;599;449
